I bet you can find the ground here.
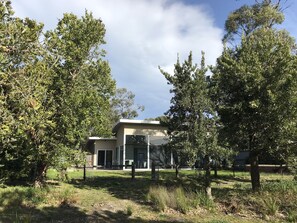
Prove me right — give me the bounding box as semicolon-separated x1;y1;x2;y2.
0;169;296;223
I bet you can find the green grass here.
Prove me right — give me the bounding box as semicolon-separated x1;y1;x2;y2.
0;169;295;223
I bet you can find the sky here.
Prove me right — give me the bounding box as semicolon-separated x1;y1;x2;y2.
11;0;297;120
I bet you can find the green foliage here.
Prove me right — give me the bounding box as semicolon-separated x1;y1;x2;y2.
0;1;115;184
212;0;297;190
160;52;226;197
147;186;170;211
261;196;279;216
160;52;218;166
223;0;284;43
287;156;297;180
287;210;297;223
126;205;133;216
147;185;214;213
174;187;190;214
110;87;144;123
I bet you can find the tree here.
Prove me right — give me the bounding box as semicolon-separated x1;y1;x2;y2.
0;1;115;185
160;52;220;198
212;1;297;191
223;0;284;43
110;88;144;123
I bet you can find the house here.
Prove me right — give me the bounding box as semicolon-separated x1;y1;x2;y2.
86;119;173;169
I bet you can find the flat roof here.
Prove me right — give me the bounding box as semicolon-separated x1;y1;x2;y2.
112;119;161;133
88;137;117;141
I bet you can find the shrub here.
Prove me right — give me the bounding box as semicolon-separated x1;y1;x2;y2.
262;181;297;194
261;196;279;216
147;185;214;214
147;186;170;211
126;205;133;216
287;210;297;223
174;187;190;214
189;190;214;210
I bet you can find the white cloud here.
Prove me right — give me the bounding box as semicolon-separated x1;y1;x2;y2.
12;0;223;119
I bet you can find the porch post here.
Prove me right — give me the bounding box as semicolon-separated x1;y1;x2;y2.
117;146;120;165
147;135;150;169
93;141;97;169
170;150;174;169
104;150;106;169
123;134;126;170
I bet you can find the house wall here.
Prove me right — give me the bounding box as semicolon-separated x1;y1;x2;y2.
115;124;167;147
120;124;168;169
123;124;167;137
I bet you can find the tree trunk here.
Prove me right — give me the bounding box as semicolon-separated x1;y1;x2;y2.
33;162;47;187
83;164;86;181
203;155;212;199
214;160;218;178
250;151;260;191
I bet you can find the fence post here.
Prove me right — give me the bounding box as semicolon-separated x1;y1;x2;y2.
131;162;135;180
83;164;86;181
151;161;156;181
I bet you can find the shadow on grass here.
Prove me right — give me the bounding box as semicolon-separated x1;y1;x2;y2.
67;170;252;206
0;189;87;223
89;209;188;223
0;189;181;223
71;176;153;203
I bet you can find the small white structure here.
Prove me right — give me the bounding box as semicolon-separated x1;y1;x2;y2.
86;119;173;169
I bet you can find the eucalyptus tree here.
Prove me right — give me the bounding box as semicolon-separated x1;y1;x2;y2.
0;1;115;185
161;52;220;198
0;0;52;183
212;0;297;190
110;88;144;123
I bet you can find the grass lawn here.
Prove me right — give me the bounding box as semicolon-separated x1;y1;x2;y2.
0;169;296;223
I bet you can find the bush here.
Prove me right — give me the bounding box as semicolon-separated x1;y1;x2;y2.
261;196;279;216
147;186;170;211
174;187;190;214
147;185;213;213
126;205;133;216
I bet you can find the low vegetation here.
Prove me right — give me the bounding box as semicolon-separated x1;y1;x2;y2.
0;169;296;223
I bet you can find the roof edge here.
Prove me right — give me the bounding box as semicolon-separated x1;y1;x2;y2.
88;137;117;141
112;119;161;133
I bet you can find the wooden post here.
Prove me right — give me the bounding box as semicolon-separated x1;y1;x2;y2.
151;161;156;181
83;164;86;181
131;162;135;180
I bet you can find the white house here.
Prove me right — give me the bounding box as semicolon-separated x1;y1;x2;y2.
86;119;173;169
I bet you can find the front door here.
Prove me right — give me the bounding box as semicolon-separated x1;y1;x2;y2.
134;147;147;168
106;150;112;168
98;150;105;167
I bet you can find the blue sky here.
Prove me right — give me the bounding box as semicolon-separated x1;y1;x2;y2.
12;0;297;120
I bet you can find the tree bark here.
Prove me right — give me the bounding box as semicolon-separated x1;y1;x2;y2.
250;151;260;191
33;162;47;187
203;155;212;199
213;159;218;178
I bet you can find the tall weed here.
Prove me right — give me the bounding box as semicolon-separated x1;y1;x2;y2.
174;187;190;214
147;186;170;211
261;196;279;216
147;185;212;213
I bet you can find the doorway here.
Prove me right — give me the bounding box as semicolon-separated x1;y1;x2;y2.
97;150;113;168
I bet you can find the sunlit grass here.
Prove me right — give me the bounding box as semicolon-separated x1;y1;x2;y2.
0;169;295;223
